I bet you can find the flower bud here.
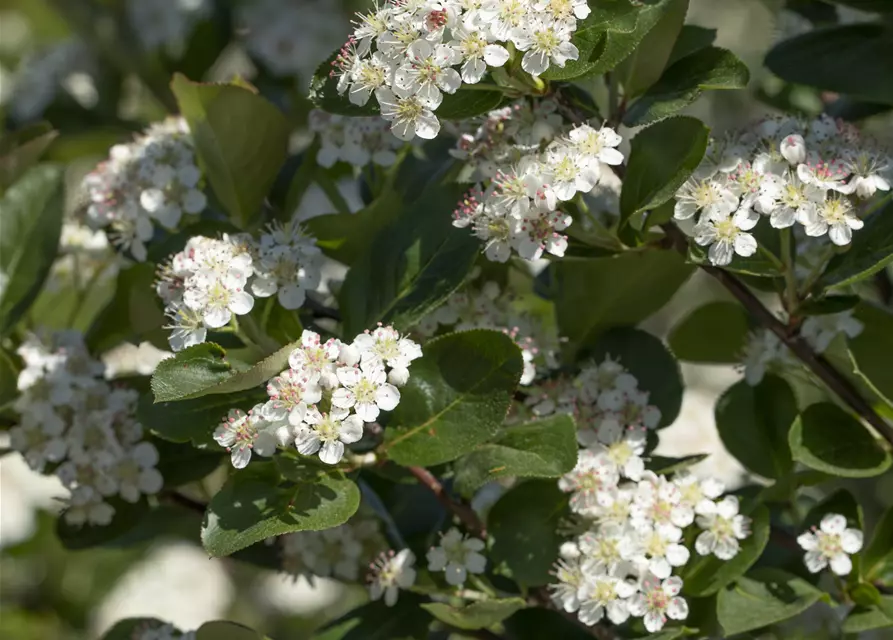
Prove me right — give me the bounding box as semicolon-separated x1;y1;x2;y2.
388;366;410;387
780;134;806;165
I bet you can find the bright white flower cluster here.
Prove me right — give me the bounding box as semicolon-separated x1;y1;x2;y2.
741;310;863;385
797;513;863;576
8;39;96;122
214;327;421;468
126;0;210;57
675;114;892;266
238;0;347;78
368;548;417;607
281;511;386;582
156;222;321;351
418;276;556;385
552;464;751;632
310;110;404;168
427;527;486;586
452;107;624;262
84;118;207;262
10;332;163;527
333;0;587;141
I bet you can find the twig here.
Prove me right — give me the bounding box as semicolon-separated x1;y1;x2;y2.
661;222;893;449
407;466;486;538
163;490;207;515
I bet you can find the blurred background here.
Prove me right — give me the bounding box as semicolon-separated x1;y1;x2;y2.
1;0;892;638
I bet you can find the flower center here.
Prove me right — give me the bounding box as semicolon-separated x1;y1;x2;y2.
315;414;341;443
714;218;739;241
532;28;560;55
395;96;425;122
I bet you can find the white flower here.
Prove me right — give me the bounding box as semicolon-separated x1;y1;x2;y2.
164;304;207;352
631;472;693;533
450;25;509;84
213;407;279;469
375;86;440;141
568;125;624;167
348;52;391;106
545;144;600;201
550;556;584;613
799;196;864;246
332;361;401;423
797;513;863;576
296;407;365;464
758;171;825;229
674;472;725;516
780;133;807;165
621;526;690;579
368;549;417;607
693;208;759;266
741;329;787;386
110;441;164;503
426;527;487;586
800;311;863;354
674;177;739;221
627;575;689;633
511;18;579;76
695;496;752;560
263;369;322;425
65;488;116;527
559;450;620;515
394;39;462;108
9;416;67;472
576;572;637;626
288;330;343;388
352;325;423;374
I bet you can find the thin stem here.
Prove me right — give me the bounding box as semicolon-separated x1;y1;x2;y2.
260;296;275;331
780;228;799;314
757;245;785;272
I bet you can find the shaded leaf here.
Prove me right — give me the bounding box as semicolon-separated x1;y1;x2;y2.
848;303;893;407
616;0;688;99
0;121;58;189
56;497;149;550
717;568;824;636
669;301;749;364
820;200;893;288
422;598;526;630
315;593;432;640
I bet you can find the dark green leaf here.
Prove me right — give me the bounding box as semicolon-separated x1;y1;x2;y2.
281;139;320;219
101;618;173;640
803;488;864;534
171;74;290;227
488;480;568;587
306;190;402;266
0;122;59;189
56;497;149;550
438;87;505;119
669;301;749;364
0;164;65;335
624;47;750;126
315;593;432;640
848;303;893;407
842;599;893;633
453;415;578;496
765;24;893;105
616;0;688;99
799;294;860;316
154;438;223;488
680;504;770;597
864;506;893;580
553;251;694;358
422;598;526;630
339;182;479;336
820;0;893;13
666;25;718;66
384;330;522;467
503;608;593;640
86;263;166;353
0;348;20;408
646;453;709;475
620;117;710;223
715;376;797;479
587;327;684;427
195;621;268;640
717;568;824;636
201;462;360;557
820;200;893;288
788;402;892;478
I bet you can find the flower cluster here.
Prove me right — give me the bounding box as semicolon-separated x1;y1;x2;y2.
333;0;588;141
552;463;751;632
214;327;421;468
310;110;404;168
740;310;863;385
452;107;624;262
84;118;207;261
418;276;556;385
368;548;417;607
280;511;387;582
10;332;163;527
675;115;892;266
797;513;863;576
126;0;210;57
156;222;321;351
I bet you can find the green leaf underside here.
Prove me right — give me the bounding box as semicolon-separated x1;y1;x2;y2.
788;402;892;477
717;568;824;636
385;330;523;467
422;598;526;630
848;303;893;408
669;301;749;364
453;415;578;496
715;376;797;479
201;463;360;557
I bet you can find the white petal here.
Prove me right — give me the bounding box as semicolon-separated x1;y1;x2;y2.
319;440;345;464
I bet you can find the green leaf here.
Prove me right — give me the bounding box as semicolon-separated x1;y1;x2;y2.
437;87;505;119
587;327;684;427
863;505;893;580
101;618;173;640
821;0;893;12
715;376;797;480
151;341;298;403
384;330;523;467
201;462;360;557
848;303;893;408
0;164;65;335
56;497;149;550
502;608;594;640
0;347;20;409
85;263;166;353
717;568;824;636
842;598;893;633
0;122;59;189
339;182;479;336
788;402;892;478
669;301;749;363
765;24;893;105
308;49;379;117
819;200;893;288
154;438;223;488
422;598;526;630
553;251;694;358
196;621;268;640
646;453;709;475
171;74;290;227
799;294;860;316
680;504;770;597
666;25;718;66
453;415;578;496
803;488;864;535
488;480;568;587
616;0;688;99
620;116;710;223
315;593;433;640
624;47;750;126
